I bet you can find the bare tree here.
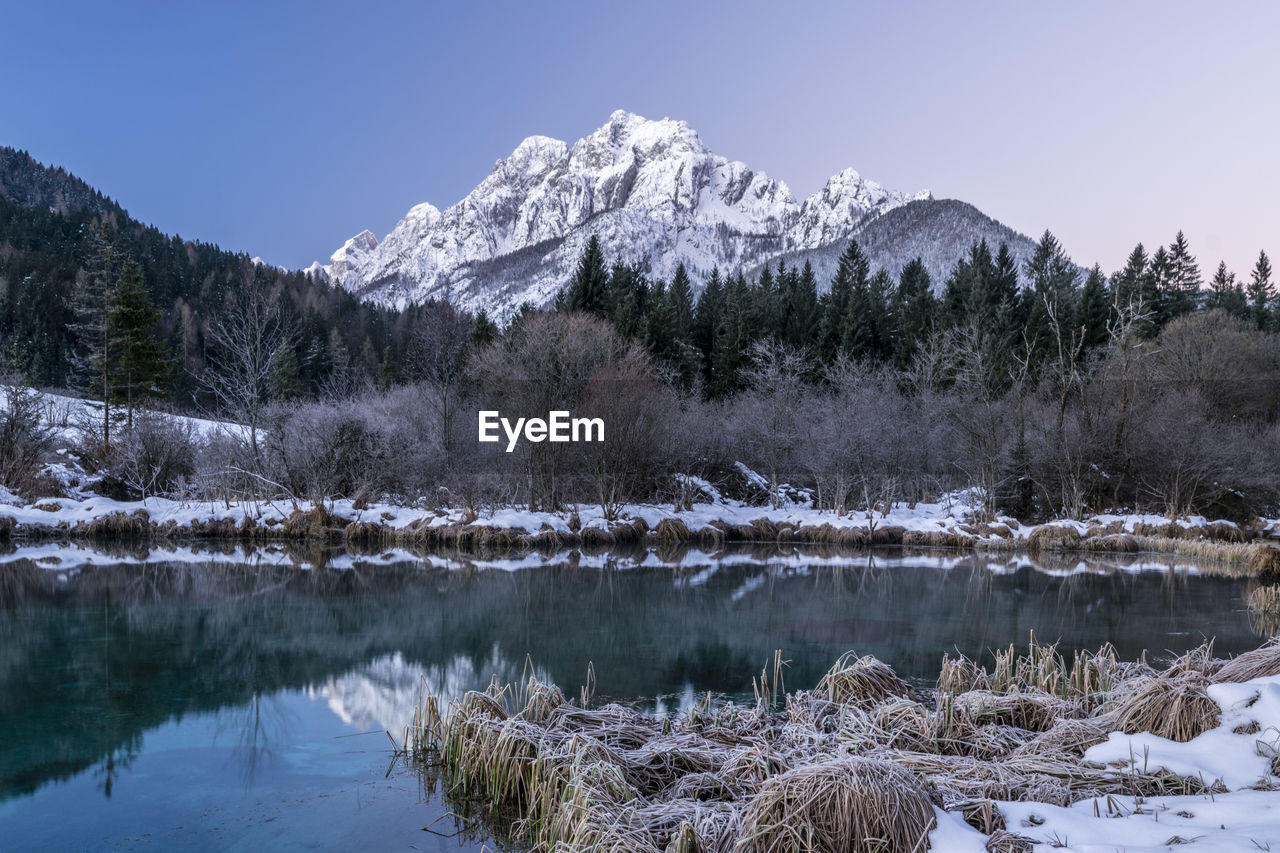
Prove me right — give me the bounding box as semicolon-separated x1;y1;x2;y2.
407;300;473;462
738;341;809;508
202;285;298;462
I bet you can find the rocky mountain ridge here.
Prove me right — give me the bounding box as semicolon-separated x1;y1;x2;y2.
314;111;1038;319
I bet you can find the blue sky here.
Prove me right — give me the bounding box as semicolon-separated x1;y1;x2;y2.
3;1;1277;278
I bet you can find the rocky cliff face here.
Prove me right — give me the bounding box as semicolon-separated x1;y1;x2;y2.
311;110;945;319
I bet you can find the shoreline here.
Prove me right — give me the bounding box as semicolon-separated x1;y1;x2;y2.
1;494;1275;573
1;492;1276;575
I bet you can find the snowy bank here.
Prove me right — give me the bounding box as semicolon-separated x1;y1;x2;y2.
0;485;1269;576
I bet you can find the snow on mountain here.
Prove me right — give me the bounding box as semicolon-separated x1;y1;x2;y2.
314;110;933;319
761;198;1042;293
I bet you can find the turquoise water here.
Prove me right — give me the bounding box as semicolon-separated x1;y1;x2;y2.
0;548;1265;850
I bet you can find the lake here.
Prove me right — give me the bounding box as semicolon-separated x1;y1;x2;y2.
0;544;1265;850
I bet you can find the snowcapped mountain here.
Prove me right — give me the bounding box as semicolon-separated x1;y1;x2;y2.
311;110;940;319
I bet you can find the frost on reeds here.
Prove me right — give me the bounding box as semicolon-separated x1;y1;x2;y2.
411;638;1278;852
738;757;936;853
815;653;917;707
1215;637;1280;682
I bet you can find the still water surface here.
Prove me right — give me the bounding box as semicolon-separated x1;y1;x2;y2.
0;546;1265;850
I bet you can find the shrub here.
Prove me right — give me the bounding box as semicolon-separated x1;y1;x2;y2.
0;385;58;499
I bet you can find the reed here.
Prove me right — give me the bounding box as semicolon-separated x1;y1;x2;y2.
655;517;693;544
1250;544;1280;579
815;653;917;707
409;640;1280;851
1215;637;1280;682
738;757;936;853
1025;524;1082;551
1106;671;1219;742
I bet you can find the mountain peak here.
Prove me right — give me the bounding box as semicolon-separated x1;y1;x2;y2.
312;114;944;319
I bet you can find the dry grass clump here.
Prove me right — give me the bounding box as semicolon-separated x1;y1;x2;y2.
412;640;1280;852
951;691;1072;732
869;525;907;546
738;757;936;852
938;636;1120;712
343;520;393;544
1248;584;1280;616
1215;638;1280;682
903;530;974;548
1083;533;1141;553
867;698;936;752
580;525;617;549
1026;524;1082;551
984;830;1036;852
695;524;725;549
816;654;917;707
1203;521;1247;543
1107;672;1219;742
283;506;342;540
655;517;693;544
1010;719;1108;758
1133;521;1185;539
835;526;868;547
1251;544;1280;578
83;509;152;538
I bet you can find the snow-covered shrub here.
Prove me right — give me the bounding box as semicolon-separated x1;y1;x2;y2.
0;385;60;499
264;401;394;501
105;412;198;500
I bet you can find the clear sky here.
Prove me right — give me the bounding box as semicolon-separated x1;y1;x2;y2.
3;1;1277;279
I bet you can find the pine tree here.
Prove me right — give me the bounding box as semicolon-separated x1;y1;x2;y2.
989;243;1022;316
867;269;894;362
562;235;609;315
891;257;933;369
1207;261;1248;317
269;345;304;400
68;230;122;446
108;258;168;429
605;262;647;337
754;264;781;340
1164;231;1201;319
1148;245;1174;333
941;240;996;332
1112;244;1148;311
692;268;723;381
841;253;873;359
1167;231;1202;310
641;279;674;358
1248;250;1274;331
470;310;498;346
987;241;1023;353
668;263;694;344
1022;230;1081;371
819;240;866;362
785;261;819;349
1079;264;1110;350
709;274;751;397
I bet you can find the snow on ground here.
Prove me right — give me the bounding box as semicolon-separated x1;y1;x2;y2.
0;480;1247;582
994;789;1280;852
2;384;249;444
976;675;1280;852
1087;677;1280;791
